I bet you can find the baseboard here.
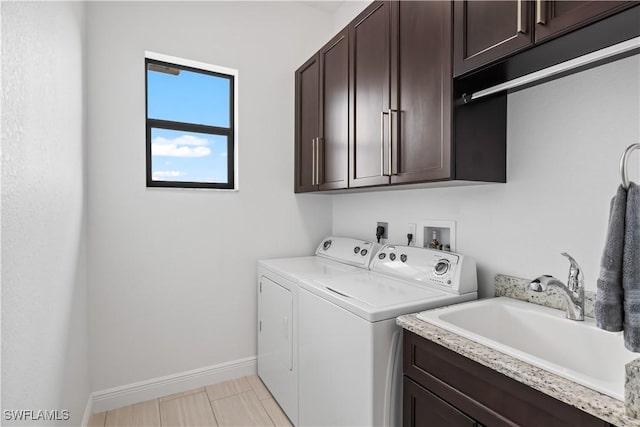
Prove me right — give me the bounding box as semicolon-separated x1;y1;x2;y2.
81;393;93;427
91;356;257;412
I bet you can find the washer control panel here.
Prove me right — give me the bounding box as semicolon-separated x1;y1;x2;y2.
316;237;378;268
370;245;477;295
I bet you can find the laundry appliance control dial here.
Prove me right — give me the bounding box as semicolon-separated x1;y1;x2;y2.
434;259;450;276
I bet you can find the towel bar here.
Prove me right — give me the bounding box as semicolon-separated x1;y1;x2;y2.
621;143;640;189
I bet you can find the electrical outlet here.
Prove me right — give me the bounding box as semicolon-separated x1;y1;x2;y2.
376;221;388;241
407;223;417;245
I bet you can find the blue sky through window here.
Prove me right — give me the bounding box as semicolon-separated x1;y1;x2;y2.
150;128;228;183
148;67;230;127
147;64;231;184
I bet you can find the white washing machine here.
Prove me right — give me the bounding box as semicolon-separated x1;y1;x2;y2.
257;237;377;426
297;244;478;427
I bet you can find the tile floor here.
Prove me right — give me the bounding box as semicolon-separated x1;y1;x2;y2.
87;375;293;427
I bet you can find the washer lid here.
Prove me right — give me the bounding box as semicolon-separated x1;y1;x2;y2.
259;256;361;283
300;272;475;322
317;272;441;308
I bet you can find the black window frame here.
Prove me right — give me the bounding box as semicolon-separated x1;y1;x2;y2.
145;58;235;190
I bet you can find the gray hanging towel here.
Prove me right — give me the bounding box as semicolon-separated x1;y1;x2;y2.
596;185;627;332
624;182;640;351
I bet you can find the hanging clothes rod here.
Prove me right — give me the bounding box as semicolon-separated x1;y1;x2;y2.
463;36;640;103
621;143;640;189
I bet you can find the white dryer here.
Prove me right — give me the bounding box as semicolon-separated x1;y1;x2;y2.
297;244;478;427
257;237;377;426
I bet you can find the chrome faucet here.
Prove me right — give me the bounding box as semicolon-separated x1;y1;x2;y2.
529;252;585;321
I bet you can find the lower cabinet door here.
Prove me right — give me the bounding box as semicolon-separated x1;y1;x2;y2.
403;377;478;427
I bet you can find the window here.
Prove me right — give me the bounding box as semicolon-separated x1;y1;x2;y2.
145;52;237;189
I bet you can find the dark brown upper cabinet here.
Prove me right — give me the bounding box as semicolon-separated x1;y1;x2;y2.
319;30;349;191
294;31;349;193
294;55;320;193
534;1;635;42
348;2;391;188
454;1;534;77
390;0;453;184
349;1;455;188
296;1;638;194
454;0;637;77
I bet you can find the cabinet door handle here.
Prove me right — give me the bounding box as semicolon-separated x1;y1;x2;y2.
388;109;395;176
517;0;525;33
536;0;545;25
311;138;317;186
381;111;389;176
316;137;322;185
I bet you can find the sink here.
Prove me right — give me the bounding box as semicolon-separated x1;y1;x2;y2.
416;297;637;400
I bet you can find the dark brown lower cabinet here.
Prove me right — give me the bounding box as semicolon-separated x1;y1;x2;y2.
404;377;480;427
403;329;611;427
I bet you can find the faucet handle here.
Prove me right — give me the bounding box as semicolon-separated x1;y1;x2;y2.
560;252;583;292
529;275;551;292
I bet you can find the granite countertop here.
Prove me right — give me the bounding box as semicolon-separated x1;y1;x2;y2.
396;274;640;427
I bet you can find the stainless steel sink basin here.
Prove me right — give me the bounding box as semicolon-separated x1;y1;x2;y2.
417;297;637;400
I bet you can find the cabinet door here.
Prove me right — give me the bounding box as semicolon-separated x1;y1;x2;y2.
390;0;452;185
404;377;478;427
294;54;320;193
535;1;634;42
454;1;534;77
319;29;349;191
348;1;392;188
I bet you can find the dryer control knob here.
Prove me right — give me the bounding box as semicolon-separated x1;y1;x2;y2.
323;240;332;250
354;246;361;254
434;259;450;276
360;249;368;256
400;254;407;263
389;253;396;261
378;253;386;260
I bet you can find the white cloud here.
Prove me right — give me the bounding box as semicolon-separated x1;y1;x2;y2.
152;170;186;179
153;135;210;146
152;144;211;157
151;134;212;158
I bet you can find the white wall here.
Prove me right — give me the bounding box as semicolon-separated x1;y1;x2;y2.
86;1;334;391
1;2;90;425
331;1;370;33
333;55;640;298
